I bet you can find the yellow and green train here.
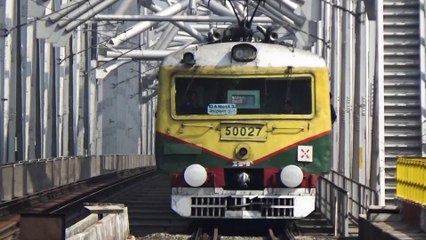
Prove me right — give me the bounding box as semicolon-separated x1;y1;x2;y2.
155;35;333;219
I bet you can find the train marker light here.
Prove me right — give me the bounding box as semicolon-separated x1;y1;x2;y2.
280;165;304;188
184;164;207;187
231;44;257;62
181;52;196;65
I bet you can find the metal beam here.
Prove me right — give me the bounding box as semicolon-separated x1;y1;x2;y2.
200;0;234;16
94;14;274;23
372;0;385;206
140;2;205;42
0;0;5;163
108;0;190;47
152;24;179;50
263;0;305;26
47;0;88;24
36;0;120;46
95;60;131;80
105;50;174;60
64;0;120;32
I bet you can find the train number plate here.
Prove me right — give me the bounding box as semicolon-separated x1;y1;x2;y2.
220;123;267;141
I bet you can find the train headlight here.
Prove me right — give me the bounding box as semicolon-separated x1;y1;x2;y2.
280;165;304;188
184;164;207;187
231;44;257;62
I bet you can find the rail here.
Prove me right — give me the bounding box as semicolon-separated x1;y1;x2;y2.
316;170;379;237
0;155;155;202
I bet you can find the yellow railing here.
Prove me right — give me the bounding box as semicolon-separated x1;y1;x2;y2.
396;158;426;206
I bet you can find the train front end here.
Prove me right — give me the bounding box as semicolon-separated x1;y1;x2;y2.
155;42;332;219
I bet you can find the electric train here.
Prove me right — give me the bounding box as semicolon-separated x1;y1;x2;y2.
155;25;332;219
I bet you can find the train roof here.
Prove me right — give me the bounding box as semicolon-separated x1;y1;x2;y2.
161;42;327;68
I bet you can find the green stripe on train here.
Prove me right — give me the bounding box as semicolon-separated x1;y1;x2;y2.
155;133;331;173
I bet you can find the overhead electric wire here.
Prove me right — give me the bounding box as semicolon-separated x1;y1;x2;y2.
111;65;159;89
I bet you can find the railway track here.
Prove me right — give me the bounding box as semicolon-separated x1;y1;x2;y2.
137;215;335;239
101;172;191;236
189;220;297;240
93;172;335;239
0;168;335;240
0;166;156;240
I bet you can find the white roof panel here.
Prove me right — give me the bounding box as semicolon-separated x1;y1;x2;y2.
162;42;326;68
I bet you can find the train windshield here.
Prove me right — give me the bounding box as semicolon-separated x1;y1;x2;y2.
174;76;312;116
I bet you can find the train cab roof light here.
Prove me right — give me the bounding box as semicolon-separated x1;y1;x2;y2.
231;44;257;62
181;52;196;66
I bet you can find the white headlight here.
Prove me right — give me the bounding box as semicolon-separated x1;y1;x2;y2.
280;165;304;188
184;164;207;187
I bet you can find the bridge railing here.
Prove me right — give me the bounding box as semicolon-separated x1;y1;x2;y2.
0;155;155;202
329;170;379;222
395;157;426;232
316;175;349;237
396;157;426;206
316;170;379;237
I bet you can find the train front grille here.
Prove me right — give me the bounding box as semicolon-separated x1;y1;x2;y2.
190;196;294;217
191;197;226;217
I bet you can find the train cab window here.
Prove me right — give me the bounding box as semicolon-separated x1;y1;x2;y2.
174;76;313;116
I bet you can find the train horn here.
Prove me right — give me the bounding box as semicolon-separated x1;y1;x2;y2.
256;25;278;43
208;28;221;43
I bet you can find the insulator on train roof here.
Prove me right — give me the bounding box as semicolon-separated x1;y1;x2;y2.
257;25;267;35
222;25;254;42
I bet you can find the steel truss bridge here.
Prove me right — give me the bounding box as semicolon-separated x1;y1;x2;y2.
0;0;425;209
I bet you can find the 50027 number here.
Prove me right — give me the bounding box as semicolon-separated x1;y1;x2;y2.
224;126;262;136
